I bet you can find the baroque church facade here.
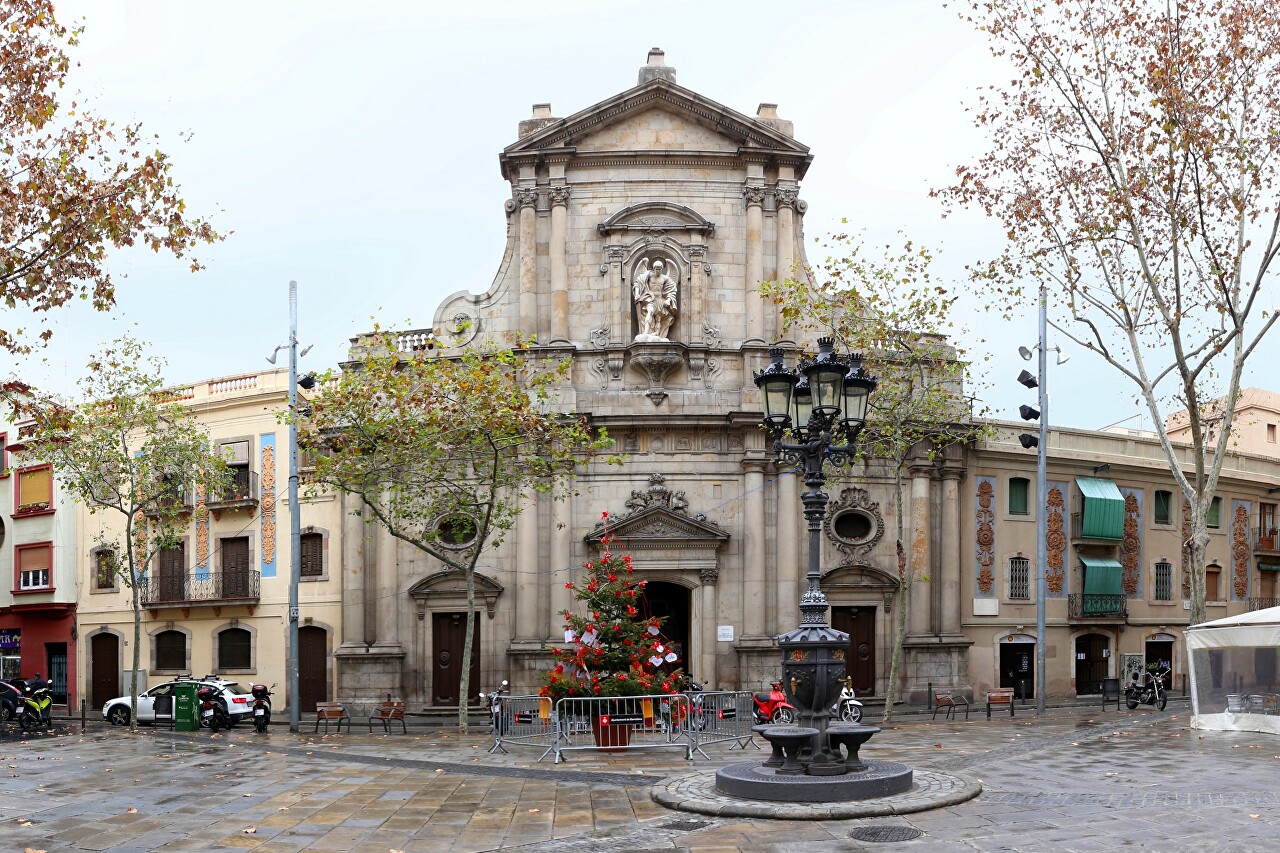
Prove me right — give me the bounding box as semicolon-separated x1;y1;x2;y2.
334;49;969;706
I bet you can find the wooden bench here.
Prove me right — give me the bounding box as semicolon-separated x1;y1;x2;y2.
314;702;350;733
986;688;1015;718
932;691;969;721
368;700;406;734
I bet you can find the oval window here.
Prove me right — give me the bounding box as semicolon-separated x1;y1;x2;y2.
438;515;478;547
832;511;872;542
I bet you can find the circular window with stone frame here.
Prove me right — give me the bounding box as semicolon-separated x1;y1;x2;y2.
436;515;478;549
830;509;875;545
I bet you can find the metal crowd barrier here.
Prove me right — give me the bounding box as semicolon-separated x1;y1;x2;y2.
488;695;555;754
685;690;758;757
550;694;694;763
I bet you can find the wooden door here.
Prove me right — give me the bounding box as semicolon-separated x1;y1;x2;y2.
999;642;1035;699
298;626;327;713
831;606;876;696
90;633;119;710
158;545;186;602
431;612;480;706
221;537;250;598
1075;634;1109;695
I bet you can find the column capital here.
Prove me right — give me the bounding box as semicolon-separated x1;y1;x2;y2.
743;184;767;207
548;185;571;207
741;456;770;474
514;187;539;209
940;465;966;482
774;186;799;208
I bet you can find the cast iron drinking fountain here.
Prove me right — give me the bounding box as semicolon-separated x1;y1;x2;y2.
715;342;913;803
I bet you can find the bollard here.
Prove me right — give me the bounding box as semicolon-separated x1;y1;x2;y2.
81;698;86;730
927;683;932;712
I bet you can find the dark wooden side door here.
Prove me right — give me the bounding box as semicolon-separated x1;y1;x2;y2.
999;642;1035;700
221;537;250;598
831;606;876;696
432;612;480;706
158;545;186;602
91;633;119;710
1075;634;1109;695
298;626;327;713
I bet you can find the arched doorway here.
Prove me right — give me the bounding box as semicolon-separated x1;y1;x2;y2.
298;626;328;713
998;634;1036;700
90;632;120;710
1075;633;1110;695
640;581;691;672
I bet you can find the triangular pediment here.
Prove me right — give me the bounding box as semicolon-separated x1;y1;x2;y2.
575;106;740;153
503;78;810;162
585;506;729;549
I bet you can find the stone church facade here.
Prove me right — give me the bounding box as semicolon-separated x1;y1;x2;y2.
333;49;968;706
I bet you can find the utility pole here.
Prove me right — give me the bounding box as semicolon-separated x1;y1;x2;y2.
1035;283;1048;715
287;281;302;732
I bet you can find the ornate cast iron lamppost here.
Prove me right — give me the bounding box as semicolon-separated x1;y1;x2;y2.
754;339;876;775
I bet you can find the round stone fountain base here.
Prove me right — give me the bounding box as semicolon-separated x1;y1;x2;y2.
653;767;981;820
715;759;912;802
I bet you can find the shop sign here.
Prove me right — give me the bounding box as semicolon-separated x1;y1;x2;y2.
0;628;19;650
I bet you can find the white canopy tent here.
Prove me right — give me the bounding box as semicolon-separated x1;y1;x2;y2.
1186;605;1280;734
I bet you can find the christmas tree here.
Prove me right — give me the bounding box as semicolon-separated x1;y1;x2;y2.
541;515;683;701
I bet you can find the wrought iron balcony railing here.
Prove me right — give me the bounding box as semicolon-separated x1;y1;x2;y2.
1248;597;1280;611
206;468;258;510
1068;593;1126;619
140;569;261;607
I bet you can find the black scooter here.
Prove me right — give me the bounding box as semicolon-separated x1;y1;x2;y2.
196;684;231;733
250;684;273;732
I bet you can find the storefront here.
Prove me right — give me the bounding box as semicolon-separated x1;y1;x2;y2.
0;604;76;705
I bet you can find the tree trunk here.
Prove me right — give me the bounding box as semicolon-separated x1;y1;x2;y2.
882;469;908;724
129;563;141;734
458;568;477;732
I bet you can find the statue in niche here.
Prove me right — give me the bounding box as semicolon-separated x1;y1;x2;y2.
632;257;679;342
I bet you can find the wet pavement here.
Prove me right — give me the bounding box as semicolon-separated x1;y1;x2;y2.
1;701;1277;851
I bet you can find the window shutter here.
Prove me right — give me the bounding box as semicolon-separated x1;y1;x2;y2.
301;533;322;576
18;545;50;572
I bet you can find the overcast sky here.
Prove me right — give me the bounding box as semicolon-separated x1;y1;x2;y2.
8;0;1271;433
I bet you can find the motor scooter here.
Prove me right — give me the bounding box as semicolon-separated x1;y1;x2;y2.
479;679;509;736
17;685;52;731
196;684;231;733
250;684;273;732
751;681;796;725
1125;663;1169;711
831;676;863;723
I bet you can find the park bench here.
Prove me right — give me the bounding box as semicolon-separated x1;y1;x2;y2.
932;690;969;721
986;688;1015;718
313;701;350;734
368;699;407;734
1100;678;1121;711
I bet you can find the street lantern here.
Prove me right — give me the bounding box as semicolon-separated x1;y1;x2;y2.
755;349;797;433
840;357;874;438
802;338;847;418
792;376;813;436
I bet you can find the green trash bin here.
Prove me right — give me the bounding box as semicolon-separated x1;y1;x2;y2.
173;681;200;732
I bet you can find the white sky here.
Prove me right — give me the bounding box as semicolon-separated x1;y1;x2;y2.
8;0;1273;432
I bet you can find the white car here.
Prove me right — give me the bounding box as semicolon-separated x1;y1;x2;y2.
102;678;253;726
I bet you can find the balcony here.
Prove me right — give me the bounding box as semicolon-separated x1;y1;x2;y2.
1068;593;1126;619
140;569;261;611
206;468;258;515
1248;597;1280;611
144;484;194;518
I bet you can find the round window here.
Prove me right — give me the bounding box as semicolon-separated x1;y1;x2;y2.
437;515;477;547
832;511;872;543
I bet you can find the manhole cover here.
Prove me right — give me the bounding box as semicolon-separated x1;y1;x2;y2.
849;825;924;843
660;819;712;832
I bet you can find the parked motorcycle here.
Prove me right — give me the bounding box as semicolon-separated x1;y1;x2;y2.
1125;663;1170;711
751;681;796;725
831;676;863;723
479;679;509;736
250;684;273;732
196;684;231;733
17;685;52;731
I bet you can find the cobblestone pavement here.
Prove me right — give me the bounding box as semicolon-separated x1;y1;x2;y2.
1;702;1278;852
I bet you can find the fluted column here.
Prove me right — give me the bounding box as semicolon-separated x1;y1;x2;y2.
549;185;570;342
742;460;768;638
340;491;365;647
549;491;574;638
516;188;539;337
941;468;964;636
776;467;800;632
908;464;933;638
743;184;766;342
772;187;797;345
514;491;539;640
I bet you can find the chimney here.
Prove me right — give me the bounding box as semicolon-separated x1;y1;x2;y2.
638;47;677;85
756;102;794;137
518;102;560;139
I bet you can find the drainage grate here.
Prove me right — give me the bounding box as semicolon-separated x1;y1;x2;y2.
660;819;713;832
849;825;924;843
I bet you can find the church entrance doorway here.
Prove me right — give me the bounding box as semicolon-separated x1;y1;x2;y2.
830;606;876;696
431;612;480;706
640;582;691;673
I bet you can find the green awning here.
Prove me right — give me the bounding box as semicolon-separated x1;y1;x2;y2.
1077;478;1124;539
1080;557;1123;595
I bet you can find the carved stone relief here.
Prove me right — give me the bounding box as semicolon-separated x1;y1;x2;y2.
624;474;690;515
823;487;884;558
976;479;995;595
1121;493;1141;596
1232;503;1250;599
1046;486;1066;594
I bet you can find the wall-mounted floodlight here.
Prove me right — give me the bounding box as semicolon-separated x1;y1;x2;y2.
1018;346;1034;361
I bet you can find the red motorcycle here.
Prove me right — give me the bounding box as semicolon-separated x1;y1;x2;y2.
751;681;796;724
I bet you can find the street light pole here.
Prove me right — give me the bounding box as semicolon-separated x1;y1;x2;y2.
1035;283;1048;715
287;281;302;732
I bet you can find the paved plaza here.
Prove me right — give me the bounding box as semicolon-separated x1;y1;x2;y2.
1;702;1277;852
